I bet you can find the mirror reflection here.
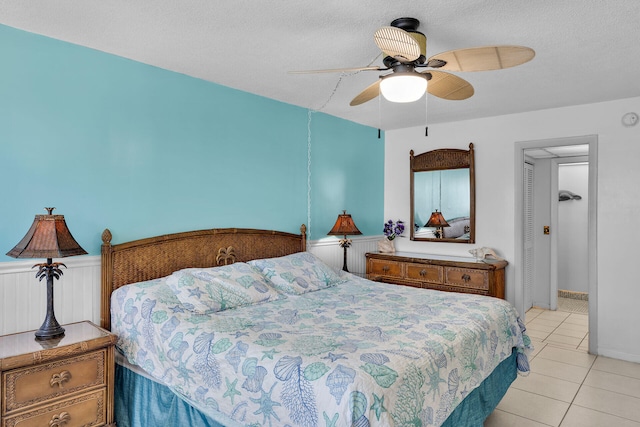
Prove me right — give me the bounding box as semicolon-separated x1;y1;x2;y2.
410;143;475;243
414;169;471;239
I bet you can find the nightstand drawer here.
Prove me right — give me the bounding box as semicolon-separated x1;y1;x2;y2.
4;350;106;414
444;267;489;290
367;259;403;278
405;263;442;283
2;389;105;427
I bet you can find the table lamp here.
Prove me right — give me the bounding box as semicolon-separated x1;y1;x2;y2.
6;208;87;340
425;209;450;239
327;210;362;272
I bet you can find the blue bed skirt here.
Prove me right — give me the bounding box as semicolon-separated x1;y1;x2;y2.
115;350;517;427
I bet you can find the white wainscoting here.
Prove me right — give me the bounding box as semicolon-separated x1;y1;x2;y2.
308;236;381;277
0;236;382;336
0;255;102;336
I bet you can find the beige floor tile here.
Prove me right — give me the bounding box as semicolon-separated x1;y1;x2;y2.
525;314;544;322
537;345;596;368
497;387;569;426
578;338;589;352
584;369;640;399
544;334;583;347
563;314;588;326
537;311;571;321
512;372;581;402
545;341;582;351
527;339;547;359
526;328;552;340
592;356;640;380
485;409;551;427
554;322;588;333
560;405;640;427
528;318;564;328
526;322;557;334
527;307;545;315
574;385;640;422
553;326;587;339
530;358;590;384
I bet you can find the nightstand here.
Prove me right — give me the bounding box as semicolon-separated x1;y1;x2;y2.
0;321;116;427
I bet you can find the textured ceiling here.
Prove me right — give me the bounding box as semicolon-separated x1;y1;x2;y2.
1;1;639;130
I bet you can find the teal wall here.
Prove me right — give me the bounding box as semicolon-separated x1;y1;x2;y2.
309;112;384;240
0;25;383;260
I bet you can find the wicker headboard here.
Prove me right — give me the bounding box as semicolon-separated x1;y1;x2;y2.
100;225;307;330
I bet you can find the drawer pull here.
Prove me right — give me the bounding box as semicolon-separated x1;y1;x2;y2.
419;269;427;276
382;265;390;273
49;411;70;427
50;370;72;388
462;274;471;283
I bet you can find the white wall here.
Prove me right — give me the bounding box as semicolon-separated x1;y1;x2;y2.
558;163;589;293
386;96;640;362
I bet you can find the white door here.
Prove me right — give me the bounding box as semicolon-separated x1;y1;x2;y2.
523;161;534;312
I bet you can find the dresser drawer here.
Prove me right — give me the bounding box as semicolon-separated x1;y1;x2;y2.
3;350;106;414
367;259;403;278
405;263;443;284
2;389;106;427
366;253;506;298
444;267;489;291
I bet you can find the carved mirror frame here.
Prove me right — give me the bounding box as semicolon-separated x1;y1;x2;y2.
410;143;476;243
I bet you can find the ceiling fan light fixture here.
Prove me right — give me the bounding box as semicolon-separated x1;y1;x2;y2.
379;73;427;103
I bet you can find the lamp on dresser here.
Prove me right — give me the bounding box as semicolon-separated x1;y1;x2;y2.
327;210;362;272
6;207;87;340
425;209;450;239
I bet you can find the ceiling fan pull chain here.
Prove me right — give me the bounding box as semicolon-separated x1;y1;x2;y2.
425;92;429;137
378;89;382;139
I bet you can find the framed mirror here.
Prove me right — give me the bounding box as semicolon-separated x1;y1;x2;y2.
410;143;475;243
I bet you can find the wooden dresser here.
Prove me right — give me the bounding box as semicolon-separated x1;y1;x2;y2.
366;251;507;299
0;321;116;427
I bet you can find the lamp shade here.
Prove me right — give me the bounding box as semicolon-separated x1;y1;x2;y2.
327;211;362;236
379;73;427;103
7;208;87;259
425;210;450;228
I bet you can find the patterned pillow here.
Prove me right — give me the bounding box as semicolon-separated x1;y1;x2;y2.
248;252;345;295
165;262;282;313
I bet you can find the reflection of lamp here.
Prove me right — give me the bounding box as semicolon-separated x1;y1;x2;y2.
7;208;87;340
327;210;362;272
425;210;450;239
379;72;427;103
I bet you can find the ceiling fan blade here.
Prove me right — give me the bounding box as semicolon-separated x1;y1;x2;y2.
289;66;384;74
424;71;474;100
350;80;381;106
429;45;535;72
374;26;420;62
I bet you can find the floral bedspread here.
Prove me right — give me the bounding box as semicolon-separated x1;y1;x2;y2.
112;274;530;427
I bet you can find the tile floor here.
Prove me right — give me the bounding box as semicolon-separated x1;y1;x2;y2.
485;307;640;426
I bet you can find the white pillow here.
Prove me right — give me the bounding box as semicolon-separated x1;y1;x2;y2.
248;252;345;295
166;262;281;313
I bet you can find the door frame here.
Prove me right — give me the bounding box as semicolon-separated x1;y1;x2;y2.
514;135;598;354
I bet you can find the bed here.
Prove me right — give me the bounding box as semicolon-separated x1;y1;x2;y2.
442;217;471;240
100;225;531;427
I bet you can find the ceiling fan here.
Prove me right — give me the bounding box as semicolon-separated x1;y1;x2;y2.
292;17;535;106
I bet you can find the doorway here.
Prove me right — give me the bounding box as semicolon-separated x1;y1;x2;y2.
514;135;598;354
